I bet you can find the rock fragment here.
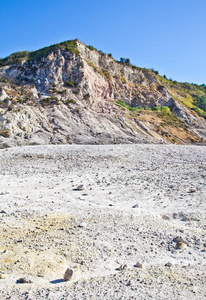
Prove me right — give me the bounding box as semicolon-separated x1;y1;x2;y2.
172;236;188;250
161;214;170;220
118;264;127;271
16;277;32;284
78;222;87;228
0;274;5;279
74;185;84;191
64;268;73;281
134;262;143;268
165;262;173;267
173;236;186;244
176;242;187;250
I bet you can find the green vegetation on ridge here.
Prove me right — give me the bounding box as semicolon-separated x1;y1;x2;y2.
158;76;206;119
0;39;205;120
0;40;79;67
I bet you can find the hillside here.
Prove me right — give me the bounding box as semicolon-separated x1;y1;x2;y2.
0;39;206;147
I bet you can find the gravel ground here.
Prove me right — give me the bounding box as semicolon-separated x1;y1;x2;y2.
0;144;205;299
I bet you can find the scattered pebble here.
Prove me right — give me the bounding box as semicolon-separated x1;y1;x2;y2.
118;264;127;271
75;185;84;191
165;262;173;267
0;274;5;279
64;268;73;281
195;239;201;246
0;191;9;196
173;236;186;244
78;222;87;228
176;242;187;250
16;277;32;284
161;215;170;220
134;262;142;268
132;204;139;208
189;188;197;193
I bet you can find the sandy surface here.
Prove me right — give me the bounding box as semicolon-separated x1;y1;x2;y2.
0;144;205;299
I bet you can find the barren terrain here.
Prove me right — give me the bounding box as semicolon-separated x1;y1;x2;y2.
0;144;205;299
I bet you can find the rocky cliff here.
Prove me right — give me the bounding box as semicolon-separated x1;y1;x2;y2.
0;39;206;147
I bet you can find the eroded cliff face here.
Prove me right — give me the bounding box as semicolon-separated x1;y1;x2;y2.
0;40;205;147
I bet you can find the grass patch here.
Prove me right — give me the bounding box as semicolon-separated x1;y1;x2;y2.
40;97;60;107
64;80;78;88
64;99;77;105
116;100;170;113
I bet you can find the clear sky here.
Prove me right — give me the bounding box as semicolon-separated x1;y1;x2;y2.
0;0;205;84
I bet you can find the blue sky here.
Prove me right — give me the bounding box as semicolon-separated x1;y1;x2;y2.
0;0;205;84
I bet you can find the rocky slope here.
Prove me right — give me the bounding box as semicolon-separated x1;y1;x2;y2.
0;39;206;147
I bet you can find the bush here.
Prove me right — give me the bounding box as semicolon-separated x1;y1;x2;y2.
102;69;111;80
120;58;130;64
64;80;77;87
193;95;206;112
87;45;97;51
151;68;159;75
65;99;77;105
152;106;170;112
40;97;59;107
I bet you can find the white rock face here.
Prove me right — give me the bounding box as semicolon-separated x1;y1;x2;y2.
0;88;8;101
0;40;205;147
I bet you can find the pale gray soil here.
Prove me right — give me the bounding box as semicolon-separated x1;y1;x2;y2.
0;144;205;299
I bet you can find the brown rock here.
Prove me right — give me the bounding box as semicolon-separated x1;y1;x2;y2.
64;268;73;281
176;242;187;250
134;262;143;268
16;277;32;284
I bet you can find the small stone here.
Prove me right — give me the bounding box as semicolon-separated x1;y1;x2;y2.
0;274;5;279
126;280;131;286
134;262;142;268
189;188;197;193
75;185;84;191
132;204;139;208
195;239;201;246
173;236;186;243
176;242;187;250
0;210;6;214
161;215;170;220
78;222;87;228
118;264;127;271
64;268;73;281
16;277;32;284
165;262;173;267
